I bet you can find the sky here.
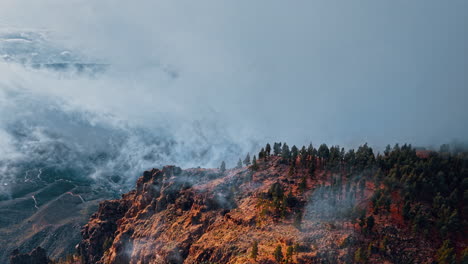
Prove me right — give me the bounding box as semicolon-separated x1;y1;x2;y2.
0;0;467;168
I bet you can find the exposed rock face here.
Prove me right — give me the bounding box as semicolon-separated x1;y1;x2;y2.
10;247;50;264
78;165;233;263
77;158;441;264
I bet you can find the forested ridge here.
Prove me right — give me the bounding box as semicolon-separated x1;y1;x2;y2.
13;142;467;264
243;142;468;263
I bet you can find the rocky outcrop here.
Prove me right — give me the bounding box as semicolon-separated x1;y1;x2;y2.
10;247;50;264
76;158;442;264
78;166;230;264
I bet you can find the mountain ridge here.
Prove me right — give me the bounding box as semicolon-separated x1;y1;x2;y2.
10;143;468;263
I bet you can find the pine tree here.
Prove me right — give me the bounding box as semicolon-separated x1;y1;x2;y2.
299;146;308;166
251;241;258;260
318;144;330;160
244;153;251;166
291;145;299;163
273;245;284;263
237;158;243;169
274;142;282;156
269;182;284;202
220;161;226;173
384;144;391;156
286;246;294;262
282;143;290;161
266;143;271;156
251;155;259;171
307;143;314;155
259;148;265;160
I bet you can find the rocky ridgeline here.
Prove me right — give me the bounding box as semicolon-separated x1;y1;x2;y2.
77;165;243;263
11;154;451;263
73;156;438;264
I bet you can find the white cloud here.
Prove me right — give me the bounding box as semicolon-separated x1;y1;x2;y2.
0;0;466;192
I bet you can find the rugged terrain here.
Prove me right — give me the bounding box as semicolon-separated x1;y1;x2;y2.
10;143;468;263
0;169;116;263
75;145;468;263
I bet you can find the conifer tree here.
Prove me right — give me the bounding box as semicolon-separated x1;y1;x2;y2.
384;144;391;156
275;142;283;155
318;144;330;160
286;246;294;263
273;245;284;263
237;158;242;169
269;182;284;200
251;155;259;171
307;143;314;155
291;145;299;163
244;153;251;166
220;161;226;173
300;146;307;165
282;143;290;161
266;143;271;156
259;148;265;160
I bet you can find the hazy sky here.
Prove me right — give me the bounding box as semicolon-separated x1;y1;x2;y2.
1;0;467;151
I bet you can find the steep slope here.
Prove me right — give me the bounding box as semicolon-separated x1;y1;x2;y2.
0;177;115;263
75;152;462;264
